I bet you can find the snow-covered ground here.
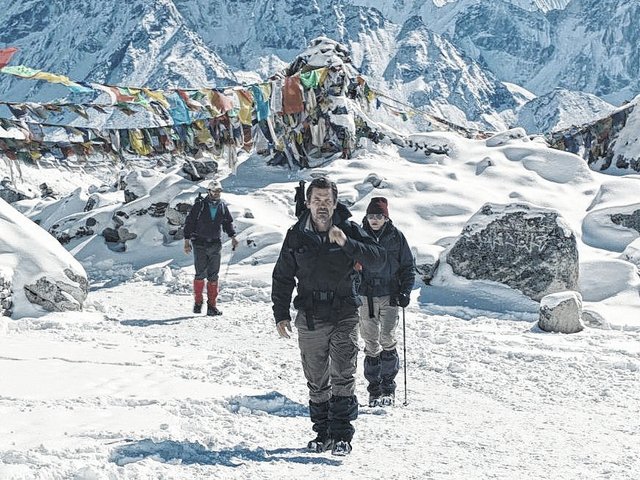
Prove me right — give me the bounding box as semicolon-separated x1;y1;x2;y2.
1;280;638;479
1;132;640;479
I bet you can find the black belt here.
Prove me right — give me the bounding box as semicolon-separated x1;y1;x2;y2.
312;290;335;302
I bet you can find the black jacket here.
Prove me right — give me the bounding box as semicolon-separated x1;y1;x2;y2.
272;203;385;325
358;218;415;302
183;196;236;243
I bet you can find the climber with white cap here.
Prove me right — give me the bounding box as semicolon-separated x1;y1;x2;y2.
183;179;239;316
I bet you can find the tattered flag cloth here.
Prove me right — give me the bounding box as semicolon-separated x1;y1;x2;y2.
167;92;191;125
283;76;304;114
236;89;254;125
1;64;93;93
1;64;40;78
0;47;19;69
248;84;272;122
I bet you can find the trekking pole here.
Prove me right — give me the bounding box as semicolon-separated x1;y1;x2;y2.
222;240;237;287
402;306;408;406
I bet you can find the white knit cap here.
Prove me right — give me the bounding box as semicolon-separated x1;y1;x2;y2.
207;180;222;191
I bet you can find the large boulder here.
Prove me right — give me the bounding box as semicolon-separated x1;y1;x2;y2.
0;197;88;318
442;203;579;301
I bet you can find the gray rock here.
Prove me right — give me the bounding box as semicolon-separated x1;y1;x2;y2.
148;202;168;217
39;183;56;199
364;173;385;188
84;195;98;212
117;227;137;242
113;211;129;227
0;273;12;316
582;310;610;330
23;268;88;313
165;207;187;226
0;178;29;203
611;209;640;235
124;189;138;204
169;228;184;241
182;159;219;181
538;291;584;334
444;203;579;301
416;260;439;285
174;202;192;214
102;227;120;243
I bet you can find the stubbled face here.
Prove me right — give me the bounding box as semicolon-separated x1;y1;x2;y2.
307;187;336;226
367;213;387;231
208;188;222;200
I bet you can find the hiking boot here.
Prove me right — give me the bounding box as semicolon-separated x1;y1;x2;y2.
368;395;381;407
331;440;352;456
193;303;202;314
307;435;334;453
380;393;395;407
207;305;222;316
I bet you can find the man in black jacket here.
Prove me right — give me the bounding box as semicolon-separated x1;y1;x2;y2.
184;180;239;316
272;177;385;456
358;197;415;407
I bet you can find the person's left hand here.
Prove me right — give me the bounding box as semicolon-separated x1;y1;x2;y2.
231;236;239;251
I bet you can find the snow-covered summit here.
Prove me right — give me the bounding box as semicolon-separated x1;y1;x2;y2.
516;88;616;134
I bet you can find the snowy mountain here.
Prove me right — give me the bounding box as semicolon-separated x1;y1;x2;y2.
4;0;637;131
380;0;640;103
515;88;616;134
382;16;518;130
346;0;639;104
0;0;236;102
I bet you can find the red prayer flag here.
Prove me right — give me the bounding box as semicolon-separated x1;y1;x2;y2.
283;76;304;114
0;47;19;69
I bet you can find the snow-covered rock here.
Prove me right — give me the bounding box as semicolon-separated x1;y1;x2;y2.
622;238;640;270
441;202;579;302
537;290;584;334
485;128;528;147
582;178;640;252
0;177;32;204
548;99;639;174
0;197;88;318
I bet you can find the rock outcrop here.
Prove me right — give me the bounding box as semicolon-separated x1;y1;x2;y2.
442;203;579;301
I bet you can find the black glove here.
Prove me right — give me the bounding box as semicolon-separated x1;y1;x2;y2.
397;293;410;308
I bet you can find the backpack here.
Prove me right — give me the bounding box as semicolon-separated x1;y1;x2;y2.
294;180;307;218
